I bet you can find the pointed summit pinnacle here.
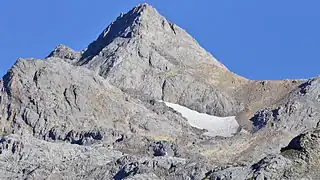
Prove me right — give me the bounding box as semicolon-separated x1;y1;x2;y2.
135;2;153;10
128;2;160;23
80;3;164;60
79;3;228;71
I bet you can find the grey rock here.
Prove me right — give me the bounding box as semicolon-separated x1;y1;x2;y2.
211;129;320;180
0;57;209;162
47;44;81;63
53;4;299;121
0;57;220;179
1;2;320;180
57;3;248;117
149;141;175;157
0;134;124;179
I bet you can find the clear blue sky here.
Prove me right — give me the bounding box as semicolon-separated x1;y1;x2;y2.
1;0;319;80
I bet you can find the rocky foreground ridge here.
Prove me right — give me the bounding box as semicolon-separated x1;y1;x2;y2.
1;3;319;180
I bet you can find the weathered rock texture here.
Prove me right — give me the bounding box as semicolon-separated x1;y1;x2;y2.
1;3;319;180
48;4;244;117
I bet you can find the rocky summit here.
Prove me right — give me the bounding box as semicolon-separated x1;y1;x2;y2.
1;3;319;180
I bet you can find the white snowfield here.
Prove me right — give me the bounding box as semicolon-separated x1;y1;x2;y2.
162;101;239;137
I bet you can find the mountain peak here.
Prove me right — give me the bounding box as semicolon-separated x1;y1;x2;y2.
134;2;154;12
118;2;157;21
79;3;229;70
80;3;162;60
47;44;81;63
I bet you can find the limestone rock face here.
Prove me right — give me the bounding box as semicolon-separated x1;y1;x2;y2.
46;4;300;119
209;129;320;180
47;3;248;117
2;3;320;180
251;77;320;133
48;44;81;63
0;58;196;144
48;4;300;119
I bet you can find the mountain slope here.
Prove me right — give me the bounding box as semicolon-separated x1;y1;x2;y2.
0;58;197;144
1;3;320;179
48;3;248;117
48;4;299;121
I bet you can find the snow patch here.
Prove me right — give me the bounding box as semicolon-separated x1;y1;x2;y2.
162;101;239;137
